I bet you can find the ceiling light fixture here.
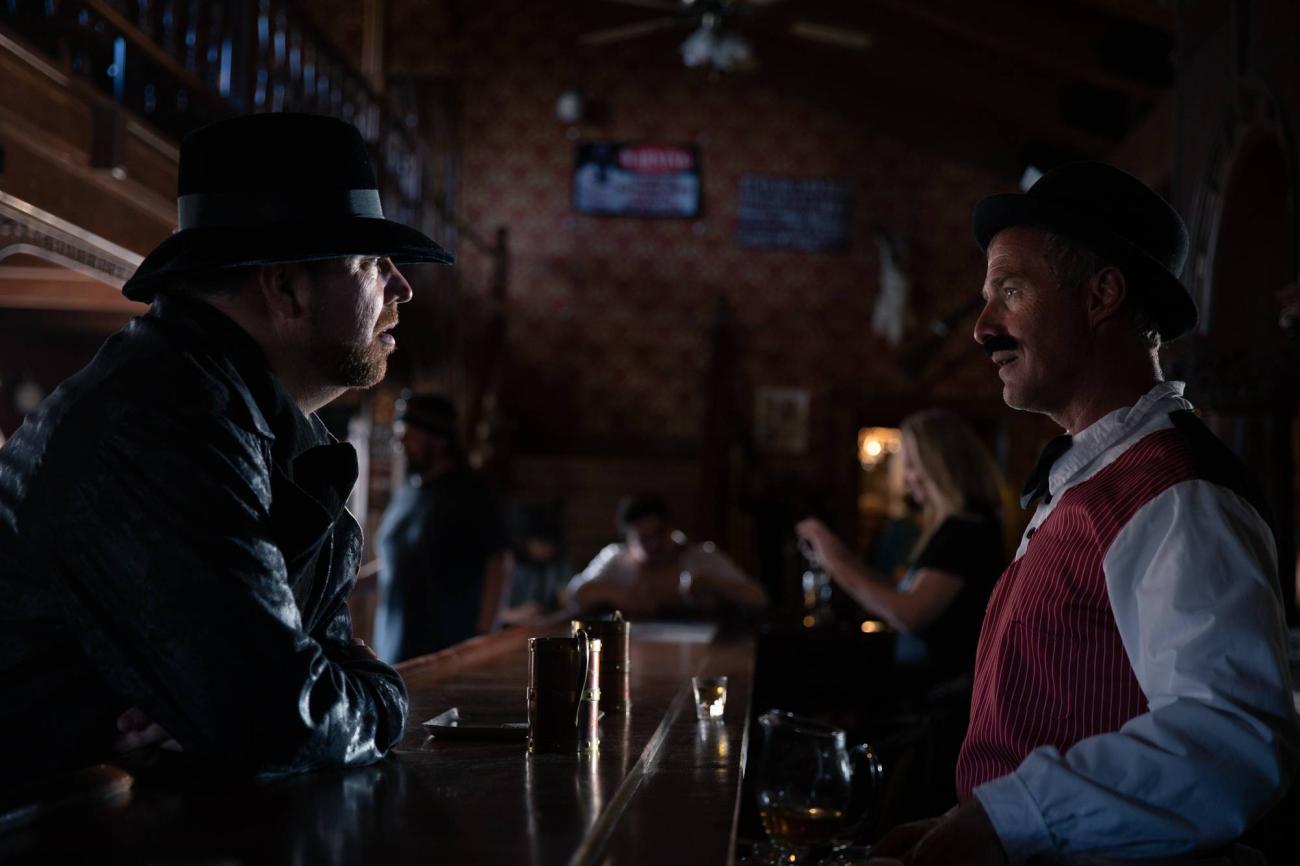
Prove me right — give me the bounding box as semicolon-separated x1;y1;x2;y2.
679;12;753;70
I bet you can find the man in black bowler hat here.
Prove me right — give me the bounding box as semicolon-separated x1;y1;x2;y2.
0;112;452;782
870;164;1298;864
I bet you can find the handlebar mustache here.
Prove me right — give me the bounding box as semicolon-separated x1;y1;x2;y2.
981;335;1019;358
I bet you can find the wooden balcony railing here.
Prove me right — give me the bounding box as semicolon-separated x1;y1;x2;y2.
0;0;426;228
2;0;517;516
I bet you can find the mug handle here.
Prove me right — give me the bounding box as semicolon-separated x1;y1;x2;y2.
841;742;885;842
575;629;590;726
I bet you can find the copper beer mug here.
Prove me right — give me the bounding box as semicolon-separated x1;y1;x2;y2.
527;633;601;753
570;612;630;714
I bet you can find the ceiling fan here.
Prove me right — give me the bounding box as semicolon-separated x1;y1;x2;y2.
578;0;874;71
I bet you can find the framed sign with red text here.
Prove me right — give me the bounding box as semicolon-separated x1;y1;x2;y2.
573;142;701;218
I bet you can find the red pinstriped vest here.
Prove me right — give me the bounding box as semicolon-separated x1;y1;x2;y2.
955;427;1201;801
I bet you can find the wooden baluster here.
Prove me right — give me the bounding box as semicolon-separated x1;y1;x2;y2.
251;0;268;108
302;38;315;108
203;1;222;95
274;9;287;104
182;0;199;75
135;0;153;40
289;24;303;107
226;0;254;111
159;0;177;56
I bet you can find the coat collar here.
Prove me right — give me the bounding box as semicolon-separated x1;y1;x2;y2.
147;291;358;519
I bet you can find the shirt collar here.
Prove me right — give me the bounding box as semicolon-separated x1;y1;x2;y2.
1047;381;1191;496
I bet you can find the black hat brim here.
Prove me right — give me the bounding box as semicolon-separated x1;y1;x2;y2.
973;193;1198;340
122;217;454;302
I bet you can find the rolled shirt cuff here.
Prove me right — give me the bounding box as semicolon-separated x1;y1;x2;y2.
972;772;1057;865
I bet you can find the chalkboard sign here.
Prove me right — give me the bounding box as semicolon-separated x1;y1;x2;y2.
737;176;851;252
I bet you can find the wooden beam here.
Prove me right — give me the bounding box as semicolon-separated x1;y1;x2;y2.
754;22;1118;160
0;104;175;231
0;270;141;314
363;0;386;92
383;0;461;78
868;0;1166;100
1108;91;1174;188
0;306;136;338
748;46;1022;176
0;265;110;282
1066;0;1176;33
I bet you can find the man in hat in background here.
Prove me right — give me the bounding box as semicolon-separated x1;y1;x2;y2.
371;393;508;663
0;112;452;782
869;163;1298;864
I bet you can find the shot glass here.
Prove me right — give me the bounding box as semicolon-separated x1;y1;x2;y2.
692;675;728;721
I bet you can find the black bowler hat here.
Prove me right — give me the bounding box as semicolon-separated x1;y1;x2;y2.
395;391;458;436
121;113;453;302
973;162;1196;340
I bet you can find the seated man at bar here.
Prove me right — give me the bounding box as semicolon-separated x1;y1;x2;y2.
870;163;1299;864
0;113;453;782
372;393;508;662
565;492;768;618
497;503;571;626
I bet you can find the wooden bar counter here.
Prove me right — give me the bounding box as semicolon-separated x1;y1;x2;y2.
2;617;756;865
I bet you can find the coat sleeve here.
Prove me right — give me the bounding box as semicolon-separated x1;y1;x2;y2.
311;524;409;756
45;404;408;775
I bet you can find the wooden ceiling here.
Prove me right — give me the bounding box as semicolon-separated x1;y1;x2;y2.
353;0;1179;178
563;0;1177;172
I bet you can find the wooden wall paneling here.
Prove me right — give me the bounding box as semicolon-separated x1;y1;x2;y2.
1173;0;1300;623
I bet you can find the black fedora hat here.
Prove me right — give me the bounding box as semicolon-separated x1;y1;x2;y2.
121;112;453;302
973;162;1196;340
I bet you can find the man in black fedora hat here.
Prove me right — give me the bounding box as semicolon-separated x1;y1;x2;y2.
0;112;452;782
870;163;1298;864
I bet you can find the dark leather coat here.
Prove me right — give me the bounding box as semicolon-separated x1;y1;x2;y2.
0;293;408;784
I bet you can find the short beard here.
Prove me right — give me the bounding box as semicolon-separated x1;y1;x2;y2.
313;337;387;389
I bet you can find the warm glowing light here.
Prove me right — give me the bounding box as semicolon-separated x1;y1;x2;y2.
802;615;816;628
858;427;902;469
861;620;885;633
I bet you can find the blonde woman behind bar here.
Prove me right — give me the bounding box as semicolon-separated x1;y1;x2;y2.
796;409;1009;682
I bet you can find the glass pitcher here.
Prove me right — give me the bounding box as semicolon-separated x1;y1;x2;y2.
754;710;883;864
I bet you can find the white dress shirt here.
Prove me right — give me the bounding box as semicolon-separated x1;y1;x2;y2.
565;536;754;599
974;381;1300;862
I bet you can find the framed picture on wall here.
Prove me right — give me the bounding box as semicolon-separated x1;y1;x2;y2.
573;141;701;218
754;386;811;454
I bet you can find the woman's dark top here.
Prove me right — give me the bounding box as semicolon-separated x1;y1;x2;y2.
893;510;1006;682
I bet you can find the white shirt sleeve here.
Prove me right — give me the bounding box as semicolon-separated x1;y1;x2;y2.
563;543;626;598
975;480;1300;862
684;543;754;585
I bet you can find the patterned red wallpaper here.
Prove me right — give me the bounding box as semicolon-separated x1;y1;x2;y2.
446;0;1017;460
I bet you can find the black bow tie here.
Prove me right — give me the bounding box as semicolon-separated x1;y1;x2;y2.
1020;435;1073;509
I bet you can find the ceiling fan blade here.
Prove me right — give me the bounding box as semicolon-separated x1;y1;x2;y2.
788;20;873;51
578;16;690;46
593;0;684;11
